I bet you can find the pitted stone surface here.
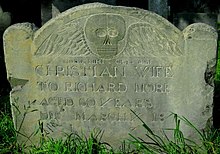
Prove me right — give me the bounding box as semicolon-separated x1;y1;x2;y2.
4;3;217;147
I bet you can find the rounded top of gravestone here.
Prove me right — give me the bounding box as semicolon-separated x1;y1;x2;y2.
35;3;182;37
183;23;217;40
33;3;183;59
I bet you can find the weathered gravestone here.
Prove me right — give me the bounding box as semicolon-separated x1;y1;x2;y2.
3;3;217;147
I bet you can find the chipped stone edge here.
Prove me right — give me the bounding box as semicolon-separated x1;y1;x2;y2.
3;22;38;40
183;23;218;40
183;23;218;88
3;23;38;90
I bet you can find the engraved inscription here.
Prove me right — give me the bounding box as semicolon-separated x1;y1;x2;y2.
135;66;173;78
135;83;169;93
64;82;127;93
38;97;152;109
35;65;126;77
40;97;74;106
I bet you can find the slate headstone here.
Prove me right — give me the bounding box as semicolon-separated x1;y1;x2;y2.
4;3;217;147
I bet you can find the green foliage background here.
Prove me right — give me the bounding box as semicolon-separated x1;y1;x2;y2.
215;23;220;82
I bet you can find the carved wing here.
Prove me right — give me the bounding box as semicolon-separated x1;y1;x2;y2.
35;22;91;56
123;23;182;57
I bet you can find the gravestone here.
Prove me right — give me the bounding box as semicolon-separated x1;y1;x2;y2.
4;3;217;147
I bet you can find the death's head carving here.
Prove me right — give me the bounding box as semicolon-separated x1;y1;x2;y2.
85;14;126;59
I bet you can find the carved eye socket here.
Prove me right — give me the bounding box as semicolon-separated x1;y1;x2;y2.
108;28;119;38
95;28;107;37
